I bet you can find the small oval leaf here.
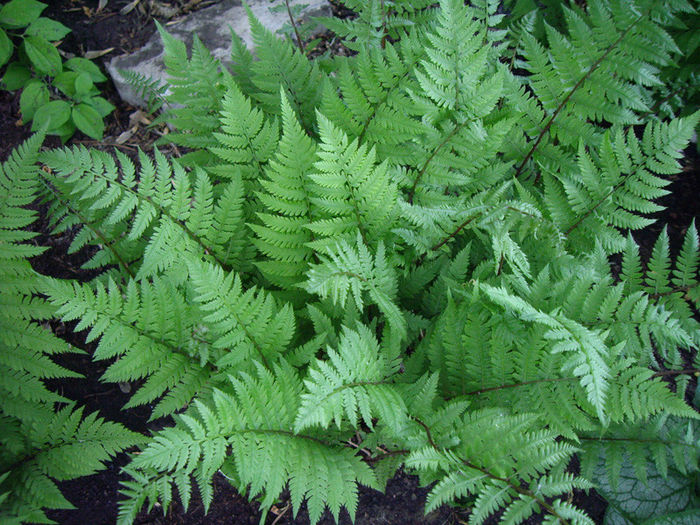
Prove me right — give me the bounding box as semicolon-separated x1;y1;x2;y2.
64;57;107;83
72;103;104;139
74;72;94;98
26;17;71;41
1;63;32;90
19;80;49;121
32;99;71;132
24;35;61;76
0;28;12;67
85;96;115;118
0;0;46;29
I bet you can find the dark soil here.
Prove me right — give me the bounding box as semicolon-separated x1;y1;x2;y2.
1;1;697;525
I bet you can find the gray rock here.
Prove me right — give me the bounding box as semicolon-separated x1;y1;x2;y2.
106;0;330;108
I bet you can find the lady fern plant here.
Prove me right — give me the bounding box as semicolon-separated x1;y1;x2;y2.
0;134;143;523
4;0;700;523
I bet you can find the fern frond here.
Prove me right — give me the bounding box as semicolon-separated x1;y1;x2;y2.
404;409;591;524
117;69;167;114
39;146;245;279
250;90;316;289
244;5;324;130
122;361;378;524
320;38;425;162
321;0;436;52
295;324;405;433
2;405;142;524
304;234;406;337
480;284;611;423
307;114;398;250
155;23;226;166
545;113;700;253
187;259;296;369
44;275;214;419
209;79;279;184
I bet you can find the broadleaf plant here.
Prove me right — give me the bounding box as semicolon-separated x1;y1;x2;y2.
0;0;114;140
2;0;700;524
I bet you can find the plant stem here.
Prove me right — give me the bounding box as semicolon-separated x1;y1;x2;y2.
284;0;305;54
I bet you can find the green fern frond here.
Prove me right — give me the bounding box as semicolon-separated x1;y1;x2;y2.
307;113;398;250
480;284;611;423
39;146;244;279
320;39;425;162
209;79;279;183
250;90;316;289
304;234;406;337
2;405;142;524
187;258;296;369
244;5;324;130
123;361;378;524
117;69;167;114
44;275;214;419
545;113;700;253
405;409;590;524
580;417;698;491
154;22;226;166
322;0;436;52
295;324;405;433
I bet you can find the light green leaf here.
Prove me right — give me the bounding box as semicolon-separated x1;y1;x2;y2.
31;99;71;131
52;71;78;97
64;57;107;83
0;0;46;28
85;95;114;117
74;72;94;97
24;35;61;75
0;27;12;67
72;103;104;139
1;62;31;90
19;80;49;121
26;17;71;40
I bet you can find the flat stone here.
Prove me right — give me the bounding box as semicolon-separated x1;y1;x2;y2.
106;0;330;108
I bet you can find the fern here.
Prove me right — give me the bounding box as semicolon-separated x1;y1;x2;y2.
0;136;142;523
250;90;316;289
120;361;378;525
8;1;700;523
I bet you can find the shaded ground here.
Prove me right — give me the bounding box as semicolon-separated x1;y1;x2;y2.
1;1;697;524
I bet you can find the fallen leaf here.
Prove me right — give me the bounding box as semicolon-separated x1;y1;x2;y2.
84;48;115;59
129;109;152;126
120;0;141;15
116;127;136;144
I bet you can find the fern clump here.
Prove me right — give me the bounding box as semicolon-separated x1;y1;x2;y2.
0;135;143;524
4;0;700;523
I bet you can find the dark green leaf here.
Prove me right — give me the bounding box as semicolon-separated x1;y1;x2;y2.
1;62;32;90
54;119;77;143
74;72;94;98
24;35;61;75
72;103;104;139
52;71;78;97
19;80;49;121
26;17;71;41
0;0;46;29
595;459;699;525
32;99;71;131
0;28;12;67
64;57;107;83
85;96;114;118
